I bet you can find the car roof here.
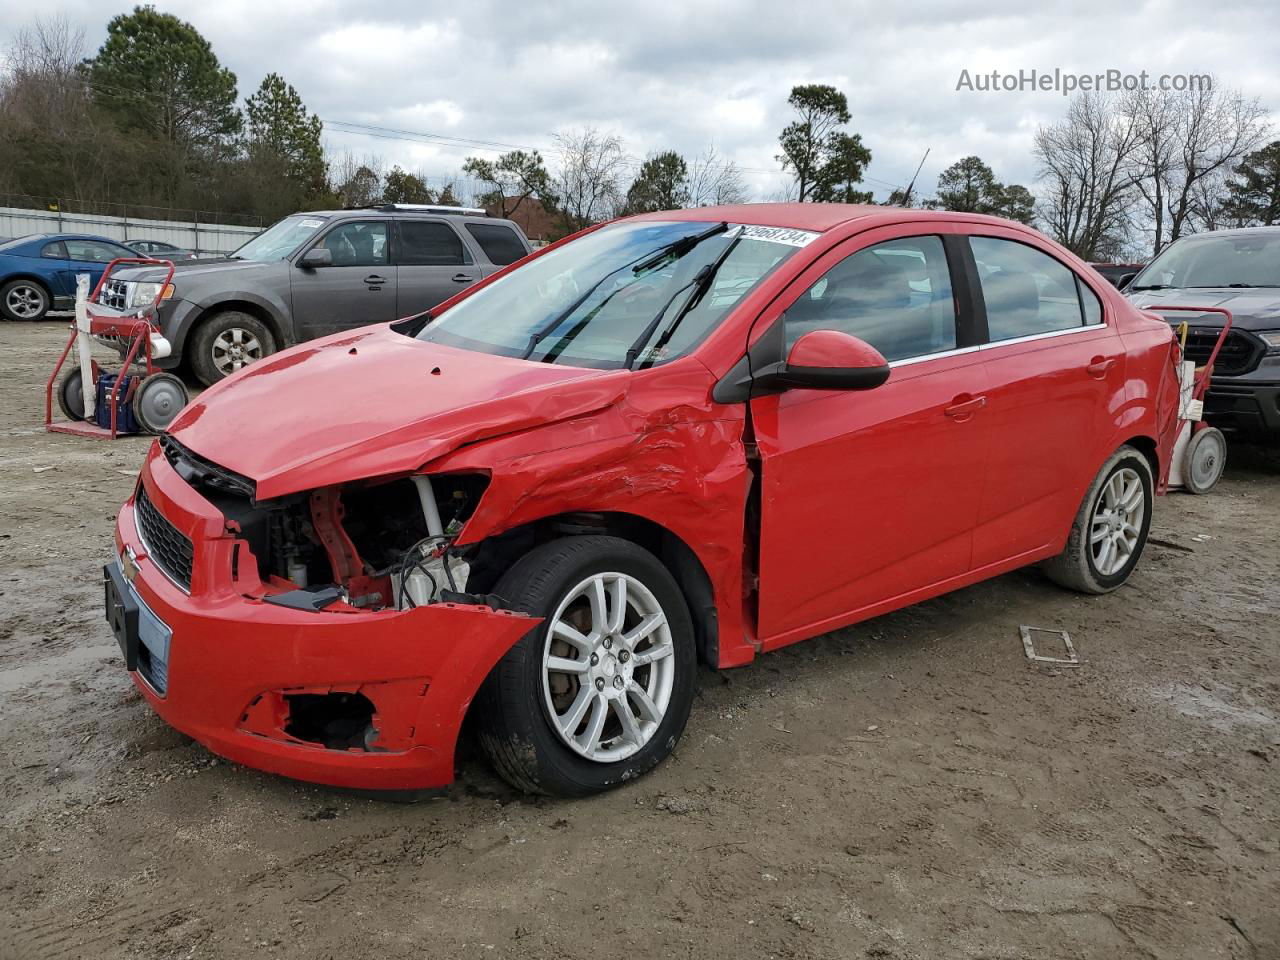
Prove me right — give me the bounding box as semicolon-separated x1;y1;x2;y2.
1168;225;1280;240
624;202;1028;233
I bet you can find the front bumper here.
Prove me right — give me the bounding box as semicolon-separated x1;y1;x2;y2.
111;445;537;790
1203;372;1280;435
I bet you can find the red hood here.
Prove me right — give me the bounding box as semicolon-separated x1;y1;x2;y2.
168;326;627;499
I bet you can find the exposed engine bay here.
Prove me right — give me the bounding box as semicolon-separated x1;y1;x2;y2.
160;435;486;611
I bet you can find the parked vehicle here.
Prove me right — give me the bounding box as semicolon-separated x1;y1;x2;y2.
1089;262;1146;288
1126;226;1280;437
96;205;533;385
125;239;200;261
107;204;1181;797
0;233;138;321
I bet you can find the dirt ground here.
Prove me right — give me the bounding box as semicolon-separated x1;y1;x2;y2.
0;321;1277;960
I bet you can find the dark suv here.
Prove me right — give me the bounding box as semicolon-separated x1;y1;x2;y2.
1126;226;1280;438
101;205;532;384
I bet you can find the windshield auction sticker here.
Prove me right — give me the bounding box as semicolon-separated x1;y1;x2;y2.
737;225;820;247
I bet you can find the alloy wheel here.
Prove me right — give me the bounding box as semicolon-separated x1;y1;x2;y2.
1089;466;1145;577
211;327;264;375
541;572;676;763
5;284;46;319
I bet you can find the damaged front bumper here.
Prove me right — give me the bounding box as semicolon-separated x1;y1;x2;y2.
109;446;537;791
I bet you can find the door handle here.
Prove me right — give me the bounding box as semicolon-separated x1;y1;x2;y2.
452;273;477;283
364;274;387;285
1086;356;1116;379
944;394;987;421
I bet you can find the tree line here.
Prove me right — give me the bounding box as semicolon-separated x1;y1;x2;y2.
1;8;1275;257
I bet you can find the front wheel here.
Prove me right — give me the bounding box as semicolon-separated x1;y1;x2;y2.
475;536;697;796
1043;445;1154;594
188;310;275;385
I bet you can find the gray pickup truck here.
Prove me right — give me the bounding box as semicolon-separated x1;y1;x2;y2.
100;204;533;384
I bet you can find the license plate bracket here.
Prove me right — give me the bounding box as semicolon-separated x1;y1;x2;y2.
104;561;139;671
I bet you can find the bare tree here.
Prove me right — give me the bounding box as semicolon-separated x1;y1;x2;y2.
1034;93;1142;260
1123;83;1269;252
0;18;121;202
687;147;748;206
553;127;628;233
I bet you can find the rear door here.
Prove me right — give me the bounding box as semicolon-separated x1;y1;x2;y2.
965;231;1127;566
290;219;396;339
393;219;480;315
750;226;992;647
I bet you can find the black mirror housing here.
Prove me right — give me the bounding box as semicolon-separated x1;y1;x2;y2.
299;247;332;268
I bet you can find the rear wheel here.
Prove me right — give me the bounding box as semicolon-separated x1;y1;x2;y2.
1183;426;1226;495
57;368;86;421
189;310;275;385
475;536;696;796
1;279;50;321
133;372;189;434
1044;445;1153;594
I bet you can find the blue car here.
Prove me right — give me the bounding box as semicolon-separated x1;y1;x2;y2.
0;233;139;321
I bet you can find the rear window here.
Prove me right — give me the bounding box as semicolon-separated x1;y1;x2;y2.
398;221;470;266
0;234;43;252
465;223;528;266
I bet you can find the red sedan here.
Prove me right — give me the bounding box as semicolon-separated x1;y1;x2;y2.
106;204;1183;796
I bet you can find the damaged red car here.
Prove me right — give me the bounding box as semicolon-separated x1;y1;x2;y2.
106;204;1182;797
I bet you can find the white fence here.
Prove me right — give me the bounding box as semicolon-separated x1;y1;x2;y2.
0;206;261;256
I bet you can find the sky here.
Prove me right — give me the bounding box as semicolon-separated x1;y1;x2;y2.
2;0;1277;203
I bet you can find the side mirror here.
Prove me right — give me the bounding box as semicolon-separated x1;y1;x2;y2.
298;247;332;269
1117;272;1136;291
761;329;890;392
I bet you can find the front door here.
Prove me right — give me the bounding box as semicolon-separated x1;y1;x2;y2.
393;219;482;316
290;219;396;339
750;228;991;647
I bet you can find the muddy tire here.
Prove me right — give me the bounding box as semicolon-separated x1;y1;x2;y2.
1044;445;1154;594
188;310;275;386
475;536;696;796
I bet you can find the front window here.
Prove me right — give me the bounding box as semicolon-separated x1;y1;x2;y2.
419;220;806;369
1132;232;1280;290
231;215;329;262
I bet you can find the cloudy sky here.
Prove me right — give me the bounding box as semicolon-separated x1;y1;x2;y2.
4;0;1278;202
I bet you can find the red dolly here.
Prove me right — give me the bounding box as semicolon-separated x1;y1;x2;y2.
1157;304;1233;495
46;258;190;439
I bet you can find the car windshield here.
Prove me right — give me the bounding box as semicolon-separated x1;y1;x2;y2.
1132;232;1280;289
230;215;328;261
418;220;808;369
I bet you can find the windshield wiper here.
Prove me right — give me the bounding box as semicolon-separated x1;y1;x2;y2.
1129;284;1171;291
519;222;729;361
1187;283;1272;288
623;227;743;370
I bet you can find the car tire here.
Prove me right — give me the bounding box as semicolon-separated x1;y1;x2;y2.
133;372;190;434
1;279;50;322
188;310;275;385
475;535;697;796
1043;445;1154;595
57;368;87;421
1182;426;1226;495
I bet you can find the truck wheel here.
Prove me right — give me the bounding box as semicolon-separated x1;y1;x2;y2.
475;536;697;796
133;372;189;434
189;311;275;385
1043;445;1153;595
57;368;87;421
1182;427;1226;495
1;279;50;321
